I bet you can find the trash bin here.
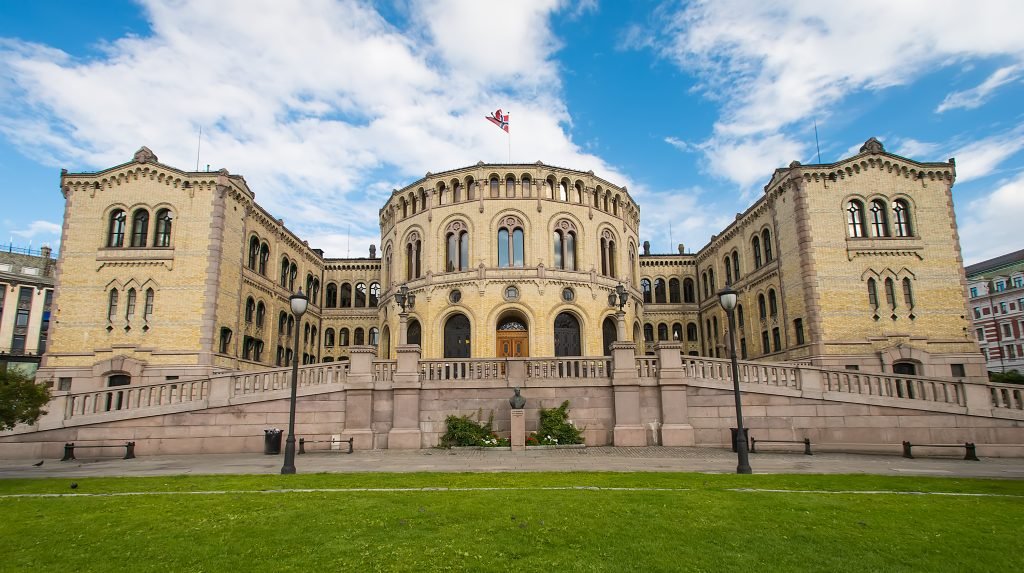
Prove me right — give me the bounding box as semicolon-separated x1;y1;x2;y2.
264;428;283;455
730;427;749;453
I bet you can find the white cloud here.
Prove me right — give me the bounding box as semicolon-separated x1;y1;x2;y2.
937;64;1023;113
10;220;61;241
951;127;1024;183
0;0;627;257
958;172;1024;264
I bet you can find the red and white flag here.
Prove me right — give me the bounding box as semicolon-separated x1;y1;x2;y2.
486;109;509;132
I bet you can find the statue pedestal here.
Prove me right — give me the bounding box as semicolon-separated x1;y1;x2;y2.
510;409;525;451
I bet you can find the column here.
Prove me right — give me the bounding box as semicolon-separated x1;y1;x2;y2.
611;341;646;446
388;342;423;449
343;346;376;450
656;341;694;446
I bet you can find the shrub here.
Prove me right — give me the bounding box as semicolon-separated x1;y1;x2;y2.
990;370;1024;385
528;400;584;445
440;410;508;447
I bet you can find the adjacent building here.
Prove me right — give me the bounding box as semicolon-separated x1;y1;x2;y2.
966;249;1024;374
0;246;56;376
35;138;986;392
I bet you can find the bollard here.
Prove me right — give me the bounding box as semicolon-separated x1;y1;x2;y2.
298;438;306;455
803;438;813;456
124;441;136;460
902;441;914;459
61;443;76;462
749;437;758;453
964;442;980;461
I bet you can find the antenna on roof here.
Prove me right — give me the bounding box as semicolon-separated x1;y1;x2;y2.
813;120;822;164
195;126;202;171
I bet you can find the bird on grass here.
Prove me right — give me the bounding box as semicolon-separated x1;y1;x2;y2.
70;483;78;489
32;460;44;467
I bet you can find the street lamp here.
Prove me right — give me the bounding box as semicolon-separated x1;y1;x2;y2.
395;284;416;346
718;285;752;474
281;287;308;475
608;282;628;340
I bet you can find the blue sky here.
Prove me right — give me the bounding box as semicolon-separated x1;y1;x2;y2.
1;0;1022;264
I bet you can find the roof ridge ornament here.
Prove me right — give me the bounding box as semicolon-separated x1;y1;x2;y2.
133;146;157;164
859;137;884;154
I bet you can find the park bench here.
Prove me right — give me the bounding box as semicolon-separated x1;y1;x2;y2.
61;441;136;461
298;436;354;454
749;437;813;455
901;441;979;461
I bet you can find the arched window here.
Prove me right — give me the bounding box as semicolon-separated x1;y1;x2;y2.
602;317;617;356
446;223;470;272
752;236;762;268
867;278;878;309
154;209;173;247
131;209;149;247
630;245;638;286
355;282;367;307
762;230;773;262
683;278;695;303
466;177;476;200
708;269;715;293
108;209;127;247
553;221;577;270
407;319;421;346
644;323;654;342
847;200;866;238
658;323;669;341
289;263;297;290
369;282;380;307
245;297;255;323
280;257;290;287
870;200;890;237
437;182;447;205
544;178;554;199
521;175;532;197
686;322;698;341
490;176;500;198
672;323;683;341
259;243;270;275
553;312;581;357
558;181;568;201
125;288;137;319
325;283;338;307
702;272;709;299
669;279;681;303
654;279;666;303
506;176;515;198
768;289;778;316
452;181;462;202
279;311;287;333
369;327;379;346
641;279;652;304
732;251;740;282
603;193;609;212
758;294;767;320
737;304;745;329
287;316;294;336
444;314;471;358
884;277;896;310
893;200;913;237
219;328;232;354
406;232;422;279
902;277;914;308
340;283;352;307
339;328;350;346
497;217;525;267
144;288;154;321
600;230;617;277
248;236;260;270
354;327;364;345
724;256;733;285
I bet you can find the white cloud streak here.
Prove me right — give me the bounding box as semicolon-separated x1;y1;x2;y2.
958;172;1024;264
937;65;1023;113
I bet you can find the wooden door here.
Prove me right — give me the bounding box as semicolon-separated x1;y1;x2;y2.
496;331;529;358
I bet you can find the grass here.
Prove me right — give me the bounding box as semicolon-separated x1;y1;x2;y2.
1;472;1021;572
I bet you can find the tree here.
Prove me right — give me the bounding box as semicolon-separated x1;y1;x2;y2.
0;369;51;431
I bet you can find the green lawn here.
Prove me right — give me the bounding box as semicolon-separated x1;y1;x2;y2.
1;473;1021;572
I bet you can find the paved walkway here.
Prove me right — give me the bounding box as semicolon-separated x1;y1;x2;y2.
2;447;1023;480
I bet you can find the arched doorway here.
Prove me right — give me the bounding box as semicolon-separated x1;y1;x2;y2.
496;314;529;358
554;312;581;357
407;318;421;346
106;374;130;411
444;314;471;358
381;326;391;358
893;362;917;375
602;316;617;356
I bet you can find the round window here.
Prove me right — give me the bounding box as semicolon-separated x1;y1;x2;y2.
504;285;519;301
562;287;575;302
449;289;462;303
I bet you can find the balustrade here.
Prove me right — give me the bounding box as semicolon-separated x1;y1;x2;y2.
991;384;1024;410
420;359;506;381
66;379;209;418
821;370;964;406
526;357;610;379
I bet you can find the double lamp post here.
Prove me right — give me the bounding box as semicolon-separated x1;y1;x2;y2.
718;285;752;474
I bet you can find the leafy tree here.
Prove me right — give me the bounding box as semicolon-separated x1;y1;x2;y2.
0;369;51;431
989;370;1024;385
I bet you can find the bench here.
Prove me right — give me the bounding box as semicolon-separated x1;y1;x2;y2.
750;437;813;455
298;437;353;455
61;442;136;461
901;441;979;461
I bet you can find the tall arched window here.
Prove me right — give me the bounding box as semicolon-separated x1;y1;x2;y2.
669;278;681;303
683;278;695;303
654;279;666;303
355;282;367;307
768;289;778;316
354;327;364;345
407;319;421;346
289;263;297;290
497;216;525;267
339;328;350;346
902;277;914;309
154;209;173;247
893;200;913;237
256;301;266;327
558;181;568;201
867;278;878;308
870;200;890;237
644;323;654;342
752;236;762;268
248;236;260;270
506;176;516;198
553;312;581;357
325;283;337;307
444;314;471;358
108;209;126;247
758;294;767;320
521;175;532;197
324;328;335;347
630;245;638;286
602;317;617;356
847;200;866;237
724;256;733;285
641;279;652;303
686;322;698;341
369;327;379;346
672;323;683;341
144;288;154;321
107;288;119;320
658;323;669;341
280;257;290;287
446;222;470;272
732;251;740;282
490;176;500;198
762;230;773;262
340;283;352;307
600;230;617;277
279;311;287;333
553;221;577;270
702;272;709;299
259;243;270;275
369;282;380;307
406;232;422;279
131;209;149;247
245;297;255;323
125;288;137;319
884;277;896;310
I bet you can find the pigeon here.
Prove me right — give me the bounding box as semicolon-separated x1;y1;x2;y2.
70;483;78;489
32;460;44;467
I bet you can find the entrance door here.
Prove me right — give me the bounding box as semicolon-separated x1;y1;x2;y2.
443;314;471;358
496;317;529;358
554;312;581;357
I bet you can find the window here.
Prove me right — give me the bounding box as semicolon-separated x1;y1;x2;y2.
768;289;778;316
248;236;260;270
1000;302;1008;314
506;176;515;198
847;200;866;238
276;346;284;366
340;283;352;307
644;324;654;342
278;311;287;334
893;200;912;237
758;294;767;320
737;305;745;329
973;307;981;319
762;230;773;262
369;327;379;346
144;288;154;321
654;279;666;304
1008;344;1017;359
553;222;577;270
970;287;978;298
355;282;367;307
446;224;470;272
107;289;119;321
497;217;525;267
772;327;781;352
724;256;732;285
280;257;290;287
256;302;266;328
761;330;770;355
951;364;966;378
354;327;365;345
406;232;422;279
521;176;531;197
683;278;695;303
641;279;652;304
490;176;500;198
289;262;297;290
1016;277;1024;288
752;236;762;268
219;328;232;354
902;278;914;309
259;243;269;275
794;318;805;345
1003;323;1012;338
599;230;617;277
884;278;896;310
108;209;127;247
326;283;338;307
339;328;349;346
11;334;25;354
740;338;747;359
130;209;149;247
732;251;740;283
702;272;709;299
869;200;889;237
996;280;1006;292
686;322;698;341
125;288;137;319
868;279;878;308
370;282;380;307
976;328;984;341
669;279;681;303
672;323;683;341
154;209;173;246
245;297;255;323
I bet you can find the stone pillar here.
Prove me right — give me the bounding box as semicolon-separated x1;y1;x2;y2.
388;344;423;449
616;310;626;340
655;341;694;446
963;381;993;417
511;409;526;450
611;341;645;446
343;346;376;450
398;311;409;346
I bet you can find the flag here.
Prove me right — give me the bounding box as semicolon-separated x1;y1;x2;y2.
486;109;509;132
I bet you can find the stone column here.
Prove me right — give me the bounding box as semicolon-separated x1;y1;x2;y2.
398;311;409;346
343;346;376;450
388;343;423;449
963;381;993;417
655;341;694;446
611;341;645;446
616;310;626;340
511;408;526;450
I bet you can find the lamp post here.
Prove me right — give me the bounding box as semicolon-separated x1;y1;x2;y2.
395;284;416;345
281;288;308;475
718;285;752;474
607;282;628;339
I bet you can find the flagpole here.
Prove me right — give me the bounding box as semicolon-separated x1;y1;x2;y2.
507;131;511;163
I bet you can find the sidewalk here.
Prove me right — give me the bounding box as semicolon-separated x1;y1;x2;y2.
2;446;1023;480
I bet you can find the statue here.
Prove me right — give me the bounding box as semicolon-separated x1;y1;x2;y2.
509;386;525;409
